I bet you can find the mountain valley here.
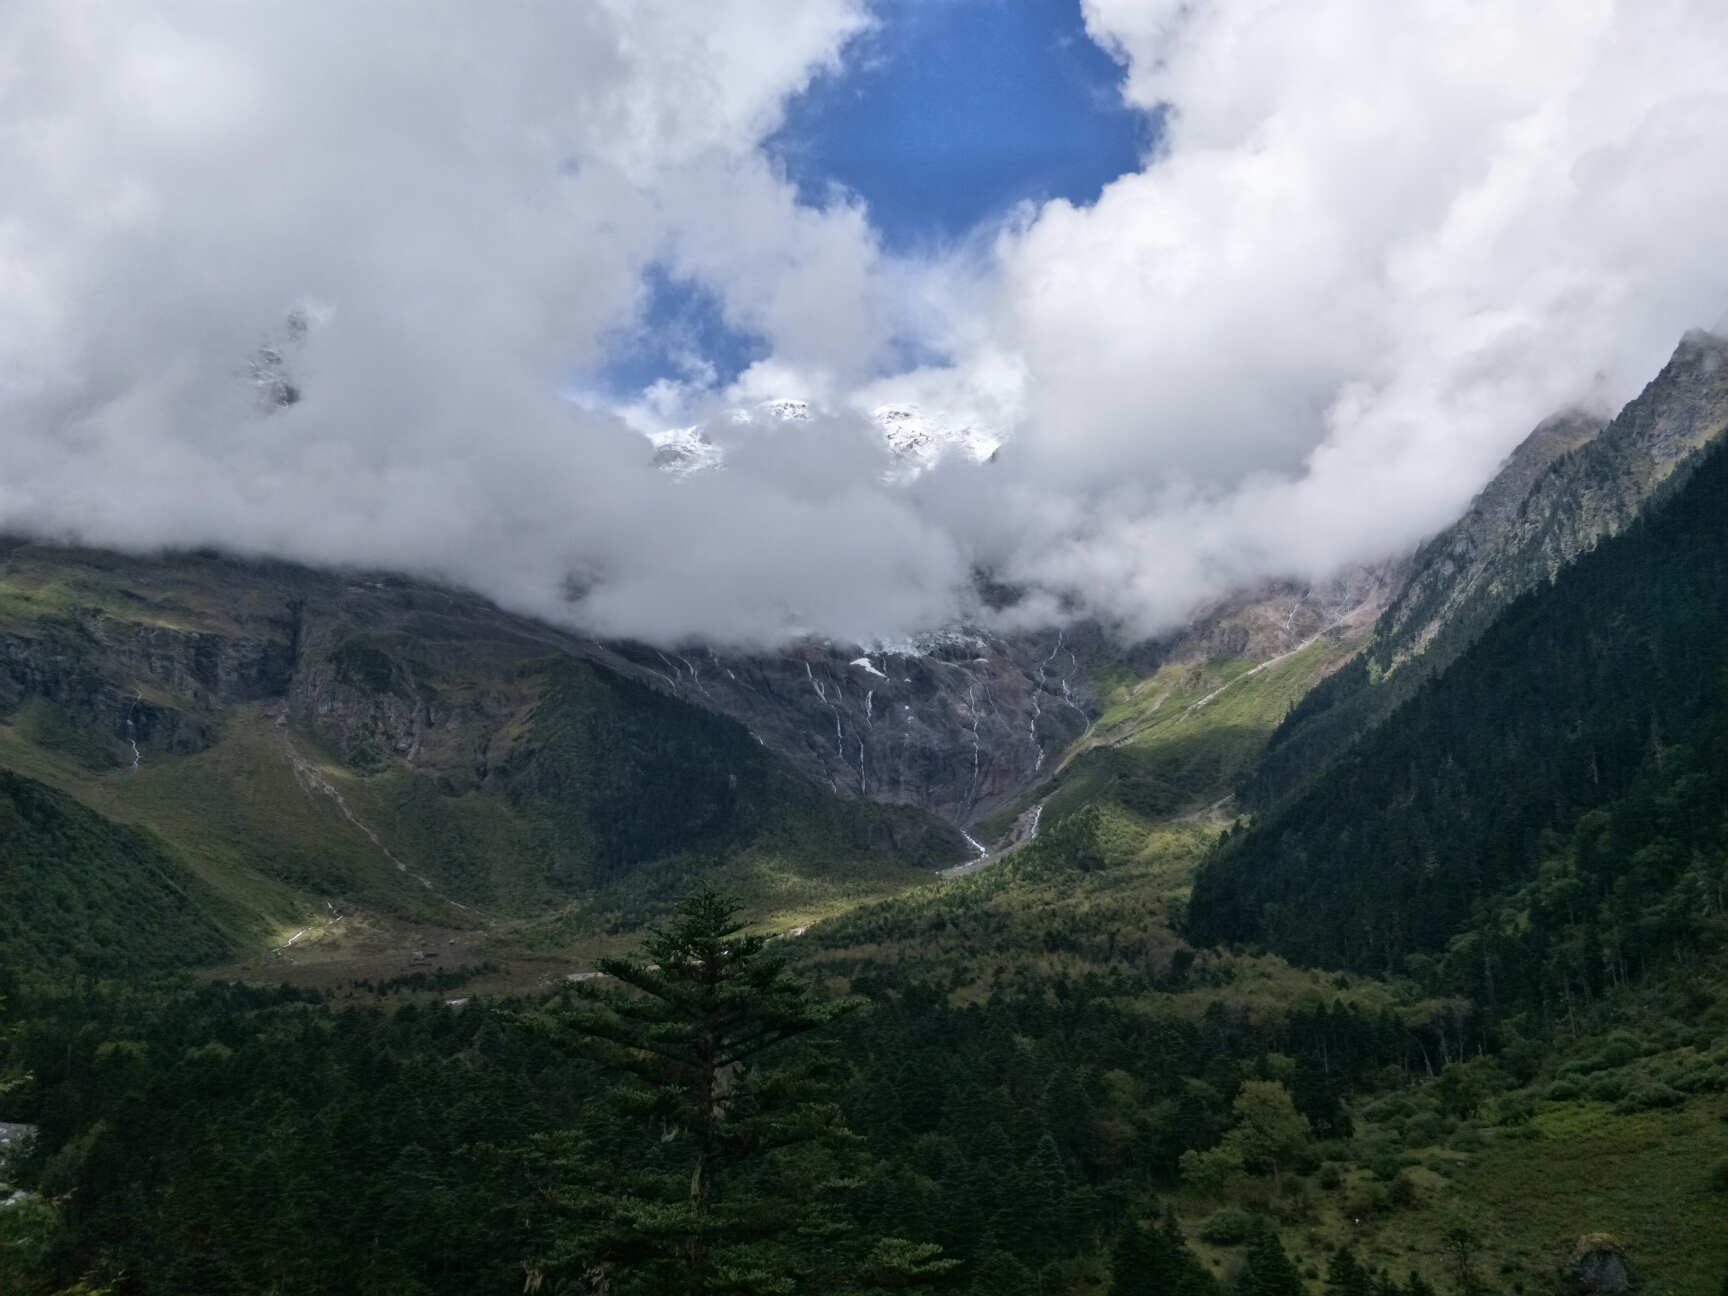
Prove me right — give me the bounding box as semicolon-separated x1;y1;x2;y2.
0;332;1725;1295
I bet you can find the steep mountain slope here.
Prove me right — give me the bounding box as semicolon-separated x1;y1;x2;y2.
0;768;262;972
0;544;964;965
607;625;1109;827
966;564;1405;846
1246;329;1728;808
1189;432;1728;985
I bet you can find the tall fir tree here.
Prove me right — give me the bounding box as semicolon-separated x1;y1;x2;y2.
520;888;954;1295
1228;1220;1304;1296
1110;1209;1219;1296
1325;1249;1373;1296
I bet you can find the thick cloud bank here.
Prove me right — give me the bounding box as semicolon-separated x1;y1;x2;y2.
2;1;1726;645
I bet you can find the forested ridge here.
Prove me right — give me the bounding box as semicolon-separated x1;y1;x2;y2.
0;771;260;974
1241;329;1728;811
1189;437;1728;1002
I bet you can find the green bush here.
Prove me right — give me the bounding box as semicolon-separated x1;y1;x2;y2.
1198;1207;1253;1246
1343;1183;1388;1219
1405;1110;1446;1146
1599;1034;1642;1068
1587;1072;1631;1103
1369;1154;1405;1182
1614;1083;1685;1114
1387;1173;1419;1209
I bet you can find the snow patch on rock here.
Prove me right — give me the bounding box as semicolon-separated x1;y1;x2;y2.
645;425;725;477
645;397;1002;480
869;404;1003;478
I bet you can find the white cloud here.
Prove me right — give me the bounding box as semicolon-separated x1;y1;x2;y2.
1;1;1726;647
0;0;956;644
977;0;1728;629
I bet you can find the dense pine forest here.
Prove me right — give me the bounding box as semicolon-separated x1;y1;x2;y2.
1189;439;1728;995
0;920;1453;1295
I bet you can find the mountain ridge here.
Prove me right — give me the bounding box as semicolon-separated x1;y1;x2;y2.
1245;329;1728;809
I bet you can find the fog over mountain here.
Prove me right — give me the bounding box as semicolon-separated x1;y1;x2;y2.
2;1;1726;646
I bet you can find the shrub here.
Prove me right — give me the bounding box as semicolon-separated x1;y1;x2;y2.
1369;1154;1405;1182
1316;1163;1343;1191
1178;1145;1242;1198
1405;1111;1447;1146
1449;1125;1486;1151
1494;1094;1536;1127
1387;1172;1419;1209
1342;1183;1388;1220
1199;1207;1252;1246
1707;1161;1728;1193
1587;1072;1630;1103
1600;1034;1642;1068
1614;1083;1684;1114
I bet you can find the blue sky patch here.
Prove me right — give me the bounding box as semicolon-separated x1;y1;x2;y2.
589;265;770;405
770;0;1154;252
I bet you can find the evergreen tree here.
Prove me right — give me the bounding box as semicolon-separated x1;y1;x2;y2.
1325;1249;1373;1296
1110;1210;1219;1296
969;1248;1035;1296
1229;1220;1304;1296
851;1238;962;1294
523;888;944;1295
998;1134;1067;1268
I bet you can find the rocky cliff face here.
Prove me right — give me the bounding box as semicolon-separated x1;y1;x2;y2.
1372;329;1728;678
0;552;571;784
603;628;1106;829
0;543;1394;829
0;548;1098;828
0;579;295;761
1152;562;1407;668
639;561;1413;831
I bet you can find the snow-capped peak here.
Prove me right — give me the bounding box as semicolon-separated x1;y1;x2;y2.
645;424;723;477
644;397;1003;480
869;404;1002;477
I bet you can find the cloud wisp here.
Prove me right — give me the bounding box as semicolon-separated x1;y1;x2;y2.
1;1;1726;647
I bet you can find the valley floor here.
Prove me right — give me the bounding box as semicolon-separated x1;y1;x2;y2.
196;795;1725;1292
802;812;1728;1293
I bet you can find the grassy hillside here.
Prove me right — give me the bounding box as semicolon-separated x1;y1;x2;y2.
0;545;965;974
975;633;1362;845
0;768;265;973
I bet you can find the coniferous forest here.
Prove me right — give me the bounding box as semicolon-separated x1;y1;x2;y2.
1189;438;1728;995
